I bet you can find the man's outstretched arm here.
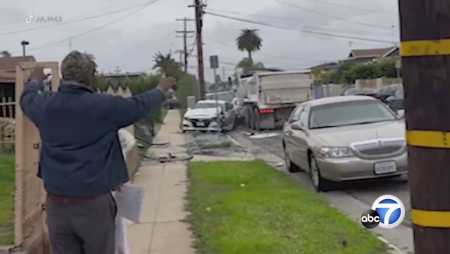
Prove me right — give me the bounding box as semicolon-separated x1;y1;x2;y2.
98;88;167;129
20;80;48;127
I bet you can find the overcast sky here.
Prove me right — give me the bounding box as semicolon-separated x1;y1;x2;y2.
0;0;399;82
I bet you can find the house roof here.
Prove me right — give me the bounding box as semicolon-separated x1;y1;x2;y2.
348;46;397;58
309;62;338;70
0;56;36;71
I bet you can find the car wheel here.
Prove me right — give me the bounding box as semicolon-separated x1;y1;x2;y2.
309;154;334;192
283;142;300;173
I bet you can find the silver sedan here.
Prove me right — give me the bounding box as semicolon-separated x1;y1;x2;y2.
282;96;407;192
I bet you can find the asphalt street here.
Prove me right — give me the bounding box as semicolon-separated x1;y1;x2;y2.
235;129;412;224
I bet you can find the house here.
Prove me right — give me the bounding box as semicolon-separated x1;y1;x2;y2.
0;55;36;117
0;56;36;96
343;46;399;64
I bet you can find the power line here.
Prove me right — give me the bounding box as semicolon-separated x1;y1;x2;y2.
275;0;393;31
205;11;395;44
0;2;154;36
11;0;160;54
286;0;397;15
190;55;311;69
206;8;395;36
203;35;321;63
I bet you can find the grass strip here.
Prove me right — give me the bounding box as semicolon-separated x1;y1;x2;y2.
186;160;389;254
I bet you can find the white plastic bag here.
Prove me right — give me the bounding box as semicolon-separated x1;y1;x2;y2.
114;129;136;254
114;214;130;254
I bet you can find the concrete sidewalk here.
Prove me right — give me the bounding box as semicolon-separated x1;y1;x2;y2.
127;110;195;254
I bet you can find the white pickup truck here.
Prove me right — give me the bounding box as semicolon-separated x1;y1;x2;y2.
236;70;314;130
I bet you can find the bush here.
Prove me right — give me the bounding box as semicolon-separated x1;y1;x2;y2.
333;60;399;84
176;74;198;109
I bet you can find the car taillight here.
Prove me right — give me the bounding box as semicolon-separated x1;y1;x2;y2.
259;108;274;114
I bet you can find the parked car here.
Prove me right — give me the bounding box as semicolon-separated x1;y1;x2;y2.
386;86;404;113
282;96;407;192
182;100;236;132
163;97;180;109
343;88;377;97
205;91;235;103
374;84;403;102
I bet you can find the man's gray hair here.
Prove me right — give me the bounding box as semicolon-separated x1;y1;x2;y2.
61;50;97;86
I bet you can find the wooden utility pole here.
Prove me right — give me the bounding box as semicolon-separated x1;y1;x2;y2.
176;18;194;73
400;0;450;253
189;0;206;99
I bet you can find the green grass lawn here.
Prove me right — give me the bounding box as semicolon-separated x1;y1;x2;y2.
0;154;15;246
187;160;389;254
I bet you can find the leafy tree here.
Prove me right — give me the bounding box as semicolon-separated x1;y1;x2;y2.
176;74;198;109
152;51;183;80
236;57;264;70
312;68;331;85
0;51;11;57
375;60;398;78
330;62;356;84
236;29;262;61
94;73;108;91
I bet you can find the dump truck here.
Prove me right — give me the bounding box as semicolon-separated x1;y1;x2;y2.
236;70;314;130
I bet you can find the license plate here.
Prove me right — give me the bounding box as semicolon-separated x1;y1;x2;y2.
374;161;397;174
196;121;205;126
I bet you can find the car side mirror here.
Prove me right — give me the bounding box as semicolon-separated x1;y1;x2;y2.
291;122;304;131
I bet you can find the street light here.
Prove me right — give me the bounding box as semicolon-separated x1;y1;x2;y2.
21;40;29;56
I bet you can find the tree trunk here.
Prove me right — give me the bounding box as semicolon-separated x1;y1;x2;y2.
247;51;252;63
400;0;450;253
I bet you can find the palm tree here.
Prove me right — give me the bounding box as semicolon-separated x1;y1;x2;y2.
236;29;262;61
152;51;182;79
0;51;11;57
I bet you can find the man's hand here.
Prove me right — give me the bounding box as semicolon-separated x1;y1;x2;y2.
29;66;46;82
157;77;176;92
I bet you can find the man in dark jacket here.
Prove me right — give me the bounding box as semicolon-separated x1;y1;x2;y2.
20;50;174;254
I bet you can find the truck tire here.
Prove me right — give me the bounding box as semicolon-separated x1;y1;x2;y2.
253;107;260;131
243;107;252;128
248;108;255;130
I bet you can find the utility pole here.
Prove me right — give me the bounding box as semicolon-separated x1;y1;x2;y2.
222;66;226;81
400;0;450;253
176;17;194;73
189;0;206;99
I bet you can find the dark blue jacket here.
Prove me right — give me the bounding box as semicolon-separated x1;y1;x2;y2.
20;80;165;197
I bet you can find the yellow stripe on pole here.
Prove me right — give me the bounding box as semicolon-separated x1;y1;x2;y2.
406;130;450;148
400;39;450;57
411;209;450;228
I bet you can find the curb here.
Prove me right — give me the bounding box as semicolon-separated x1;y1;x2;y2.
378;236;405;254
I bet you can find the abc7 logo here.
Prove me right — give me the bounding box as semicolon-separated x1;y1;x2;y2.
360;209;381;229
